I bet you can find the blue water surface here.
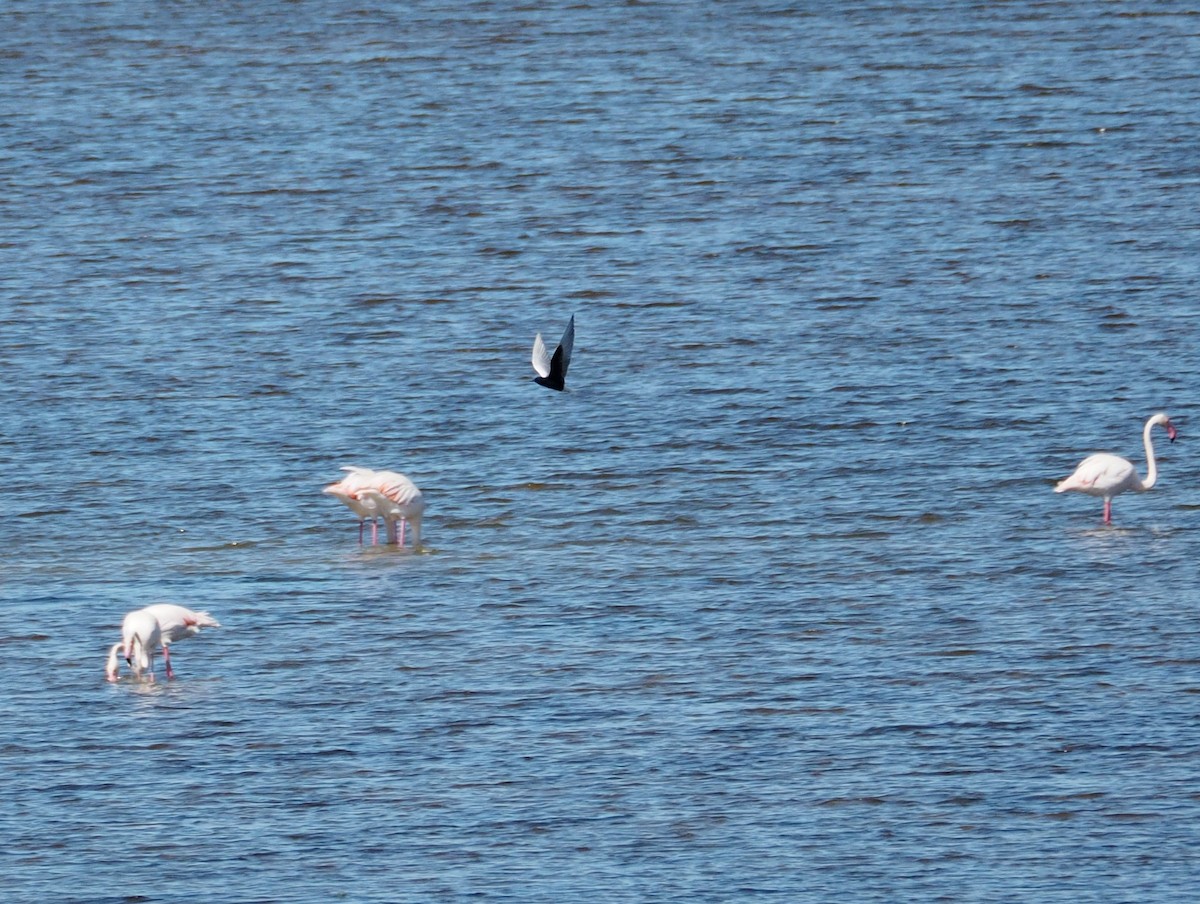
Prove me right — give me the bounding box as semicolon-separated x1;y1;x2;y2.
3;1;1200;901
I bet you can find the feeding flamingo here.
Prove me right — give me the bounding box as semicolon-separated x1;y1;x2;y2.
1055;412;1177;524
105;604;220;681
106;607;162;682
323;465;384;544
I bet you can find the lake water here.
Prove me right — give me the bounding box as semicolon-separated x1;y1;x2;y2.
3;1;1200;901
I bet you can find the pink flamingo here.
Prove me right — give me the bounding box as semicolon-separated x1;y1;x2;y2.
324;466;425;548
1055;412;1177;523
105;604;220;681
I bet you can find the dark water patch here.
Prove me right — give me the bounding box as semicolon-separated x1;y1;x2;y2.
818;796;890;807
612;299;688;309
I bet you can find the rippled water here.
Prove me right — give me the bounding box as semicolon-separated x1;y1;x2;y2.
3;1;1200;901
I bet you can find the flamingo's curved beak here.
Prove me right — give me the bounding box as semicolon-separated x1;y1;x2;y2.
1168;423;1179;443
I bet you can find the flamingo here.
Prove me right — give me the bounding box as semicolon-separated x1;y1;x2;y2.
142;603;220;679
1055;412;1178;523
357;469;426;547
323;465;383;544
531;314;575;391
106;608;162;682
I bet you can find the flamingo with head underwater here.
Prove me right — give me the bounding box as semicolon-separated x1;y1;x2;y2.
1055;412;1178;524
105;604;220;681
106;607;162;682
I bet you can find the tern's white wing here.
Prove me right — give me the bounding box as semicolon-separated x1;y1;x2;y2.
531;332;551;378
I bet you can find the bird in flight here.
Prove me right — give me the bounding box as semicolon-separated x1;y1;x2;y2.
531;314;575;391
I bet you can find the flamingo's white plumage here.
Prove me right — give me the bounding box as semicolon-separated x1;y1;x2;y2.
1055;412;1177;523
142;603;221;679
105;604;220;681
107;608;162;681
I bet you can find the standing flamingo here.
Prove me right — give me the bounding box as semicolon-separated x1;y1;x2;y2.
142;603;221;679
323;466;383;544
106;607;162;682
1055;412;1178;523
357;469;426;548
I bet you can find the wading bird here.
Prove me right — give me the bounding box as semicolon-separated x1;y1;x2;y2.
105;604;220;681
1055;412;1177;524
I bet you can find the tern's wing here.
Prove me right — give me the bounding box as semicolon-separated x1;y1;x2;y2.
532;332;551;377
555;315;575;376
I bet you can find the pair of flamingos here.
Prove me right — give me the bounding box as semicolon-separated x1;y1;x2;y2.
1056;412;1178;524
323;466;426;547
106;467;425;682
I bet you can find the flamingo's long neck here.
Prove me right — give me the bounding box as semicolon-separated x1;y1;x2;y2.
106;643;122;681
1140;417;1159;491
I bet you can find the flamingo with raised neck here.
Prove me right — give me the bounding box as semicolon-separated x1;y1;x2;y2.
1055;412;1177;523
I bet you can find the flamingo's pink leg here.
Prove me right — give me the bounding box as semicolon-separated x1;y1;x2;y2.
358;520;365;545
1103;500;1112;524
163;645;175;679
398;519;406;547
371;520;379;545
